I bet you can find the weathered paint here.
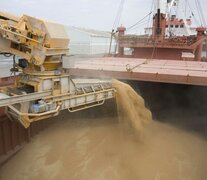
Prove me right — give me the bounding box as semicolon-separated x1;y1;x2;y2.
0;114;55;166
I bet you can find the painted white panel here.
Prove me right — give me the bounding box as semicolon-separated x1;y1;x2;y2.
43;79;52;91
61;77;69;93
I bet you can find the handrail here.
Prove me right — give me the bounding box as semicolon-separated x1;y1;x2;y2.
8;104;61;118
68;100;105;113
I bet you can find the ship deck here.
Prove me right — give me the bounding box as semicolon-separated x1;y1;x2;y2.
68;57;207;86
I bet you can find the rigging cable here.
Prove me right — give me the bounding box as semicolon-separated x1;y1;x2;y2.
110;0;125;55
185;0;200;26
146;0;155;35
126;11;153;32
127;19;150;32
195;0;203;26
112;0;125;31
197;0;206;26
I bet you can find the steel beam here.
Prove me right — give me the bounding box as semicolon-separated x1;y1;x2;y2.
0;91;52;107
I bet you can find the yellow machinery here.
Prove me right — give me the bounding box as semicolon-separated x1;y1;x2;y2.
0;12;116;128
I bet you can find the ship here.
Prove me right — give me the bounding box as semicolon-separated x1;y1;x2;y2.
69;0;207;85
0;0;207;166
116;0;206;61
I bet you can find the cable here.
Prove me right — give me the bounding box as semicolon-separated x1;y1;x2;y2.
126;11;153;32
112;0;125;31
127;19;150;32
197;0;206;26
13;55;16;77
110;0;125;55
195;0;203;26
185;0;200;26
146;0;154;31
0;52;13;57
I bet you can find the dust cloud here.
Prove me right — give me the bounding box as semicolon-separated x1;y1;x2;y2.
0;81;207;180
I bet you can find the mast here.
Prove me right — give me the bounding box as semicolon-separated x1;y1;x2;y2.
157;0;161;35
153;0;166;42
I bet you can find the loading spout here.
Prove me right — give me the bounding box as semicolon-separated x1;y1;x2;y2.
0;12;116;128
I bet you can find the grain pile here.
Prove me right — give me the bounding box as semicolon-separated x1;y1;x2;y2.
1;81;207;180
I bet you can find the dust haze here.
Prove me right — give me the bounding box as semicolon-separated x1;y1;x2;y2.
0;80;207;180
